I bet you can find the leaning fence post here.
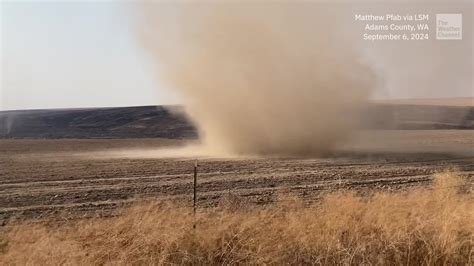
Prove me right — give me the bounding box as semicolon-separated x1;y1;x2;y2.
193;159;198;229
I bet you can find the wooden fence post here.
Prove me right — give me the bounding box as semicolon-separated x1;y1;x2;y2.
193;160;198;229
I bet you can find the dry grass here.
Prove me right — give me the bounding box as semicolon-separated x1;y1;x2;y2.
1;172;472;265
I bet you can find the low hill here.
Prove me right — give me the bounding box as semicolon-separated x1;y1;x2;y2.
374;97;473;107
0;103;472;139
367;104;473;130
0;106;197;139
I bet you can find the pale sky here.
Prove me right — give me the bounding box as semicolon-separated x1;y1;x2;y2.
0;1;472;111
0;1;178;110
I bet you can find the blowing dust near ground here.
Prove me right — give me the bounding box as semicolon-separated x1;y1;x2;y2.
138;3;374;156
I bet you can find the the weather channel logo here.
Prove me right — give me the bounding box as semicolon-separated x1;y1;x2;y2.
436;14;462;40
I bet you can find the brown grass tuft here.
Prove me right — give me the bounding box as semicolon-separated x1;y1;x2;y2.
1;172;472;265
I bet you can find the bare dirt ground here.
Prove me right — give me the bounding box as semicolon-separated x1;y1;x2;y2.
1;130;473;224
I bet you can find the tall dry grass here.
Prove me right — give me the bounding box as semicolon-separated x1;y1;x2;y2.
1;172;472;265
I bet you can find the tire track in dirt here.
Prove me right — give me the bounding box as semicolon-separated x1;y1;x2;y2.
1;156;473;222
1;137;473;223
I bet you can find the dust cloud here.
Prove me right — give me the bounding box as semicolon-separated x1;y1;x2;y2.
136;1;472;157
138;2;375;156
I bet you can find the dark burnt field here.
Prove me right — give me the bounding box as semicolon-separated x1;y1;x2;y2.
1;130;473;224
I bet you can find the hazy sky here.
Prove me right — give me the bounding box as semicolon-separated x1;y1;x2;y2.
0;1;472;111
1;1;178;110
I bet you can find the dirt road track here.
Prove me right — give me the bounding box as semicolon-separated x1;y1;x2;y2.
1;133;473;223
